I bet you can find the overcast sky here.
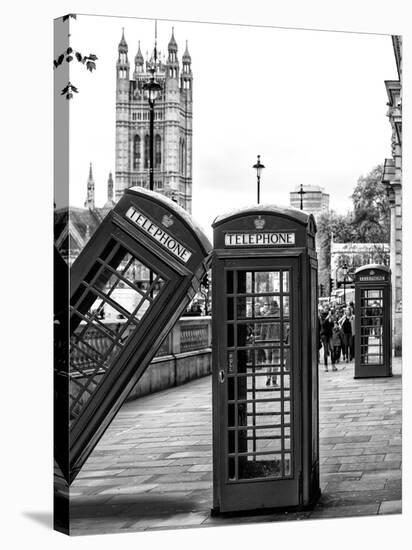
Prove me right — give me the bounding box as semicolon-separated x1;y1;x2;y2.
61;15;397;237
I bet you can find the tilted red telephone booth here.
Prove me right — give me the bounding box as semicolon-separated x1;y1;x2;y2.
54;187;212;489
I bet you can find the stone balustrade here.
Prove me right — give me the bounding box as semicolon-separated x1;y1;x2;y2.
70;316;212;404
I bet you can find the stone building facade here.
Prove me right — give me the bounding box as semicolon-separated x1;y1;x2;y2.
115;29;193;212
382;36;402;356
331;241;390;287
54;165;114;265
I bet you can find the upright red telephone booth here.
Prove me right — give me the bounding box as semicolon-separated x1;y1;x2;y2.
211;206;320;514
354;264;392;378
54;187;212;487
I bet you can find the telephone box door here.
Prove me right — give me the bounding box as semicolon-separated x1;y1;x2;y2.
215;257;301;512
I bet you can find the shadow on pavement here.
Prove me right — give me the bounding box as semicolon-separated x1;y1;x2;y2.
22;511;53;529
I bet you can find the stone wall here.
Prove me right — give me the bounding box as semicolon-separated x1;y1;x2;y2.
126;316;212;400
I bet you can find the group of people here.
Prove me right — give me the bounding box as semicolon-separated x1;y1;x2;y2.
319;303;355;372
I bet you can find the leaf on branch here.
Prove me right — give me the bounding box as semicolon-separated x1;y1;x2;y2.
58;54;64;65
88;54;98;61
53;60;58;68
62;14;77;21
75;52;82;62
66;47;73;54
60;82;79;99
66;56;73;62
86;61;96;72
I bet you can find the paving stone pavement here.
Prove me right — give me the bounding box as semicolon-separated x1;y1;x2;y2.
69;357;402;535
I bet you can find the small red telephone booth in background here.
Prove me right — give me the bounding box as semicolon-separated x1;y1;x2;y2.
354;264;392;378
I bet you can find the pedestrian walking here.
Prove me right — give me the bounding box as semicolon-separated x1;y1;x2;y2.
331;322;342;369
320;309;334;372
261;300;280;386
339;307;354;362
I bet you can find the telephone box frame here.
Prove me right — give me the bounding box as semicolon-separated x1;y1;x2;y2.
211;205;320;514
354;264;392;379
54;187;212;487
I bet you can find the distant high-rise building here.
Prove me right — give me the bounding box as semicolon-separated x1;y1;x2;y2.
115;28;193;212
289;185;329;220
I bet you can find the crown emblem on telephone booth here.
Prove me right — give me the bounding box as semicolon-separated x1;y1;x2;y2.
254;216;266;229
162;214;174;227
370;270;375;275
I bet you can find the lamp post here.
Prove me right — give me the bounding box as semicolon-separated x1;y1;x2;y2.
143;60;162;191
253;155;265;204
142;40;162;295
342;263;348;305
298;184;306;210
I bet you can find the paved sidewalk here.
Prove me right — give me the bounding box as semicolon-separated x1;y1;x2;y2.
70;358;402;535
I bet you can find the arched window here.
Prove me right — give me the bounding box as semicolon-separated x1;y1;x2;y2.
144;134;150;168
133;135;141;170
180;139;185;175
155;135;161;168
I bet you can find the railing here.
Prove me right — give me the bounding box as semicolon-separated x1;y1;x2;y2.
70;316;212;402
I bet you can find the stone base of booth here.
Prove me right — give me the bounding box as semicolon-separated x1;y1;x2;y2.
210;489;321;517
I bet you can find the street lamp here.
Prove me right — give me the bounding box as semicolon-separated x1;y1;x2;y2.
342;263;348;305
298;184;306;210
143;62;162;191
252;155;265;204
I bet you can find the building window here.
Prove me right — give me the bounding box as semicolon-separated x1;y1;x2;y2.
132;112;137;121
144;134;150;168
155;135;161;168
156;181;163;190
180;139;185;174
138;112;142;120
133;135;141;170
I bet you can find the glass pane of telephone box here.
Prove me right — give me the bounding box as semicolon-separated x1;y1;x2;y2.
226;269;293;481
359;289;384;366
69;240;166;425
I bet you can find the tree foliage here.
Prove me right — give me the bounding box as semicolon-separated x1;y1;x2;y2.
318;164;389;245
54;15;98;99
316;164;390;287
351;164;389;243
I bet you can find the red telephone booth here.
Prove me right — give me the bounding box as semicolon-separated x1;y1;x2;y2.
211;206;320;514
54;187;212;487
354;264;392;378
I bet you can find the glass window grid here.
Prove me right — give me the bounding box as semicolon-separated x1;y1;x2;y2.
225;268;293;481
68;240;168;422
359;289;384;366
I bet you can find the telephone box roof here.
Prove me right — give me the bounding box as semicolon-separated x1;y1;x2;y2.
212;203;316;231
126;186;212;254
355;263;391;274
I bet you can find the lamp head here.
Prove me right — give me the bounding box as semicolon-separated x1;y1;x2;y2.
253;155;265;177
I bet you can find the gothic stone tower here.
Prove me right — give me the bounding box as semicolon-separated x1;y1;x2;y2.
115;28;193;213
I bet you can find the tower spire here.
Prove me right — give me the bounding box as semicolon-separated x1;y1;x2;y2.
84;162;95;209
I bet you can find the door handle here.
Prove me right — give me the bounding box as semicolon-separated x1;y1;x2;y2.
219;370;226;383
